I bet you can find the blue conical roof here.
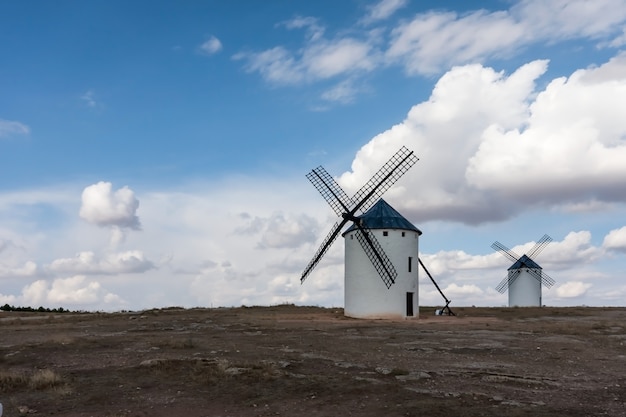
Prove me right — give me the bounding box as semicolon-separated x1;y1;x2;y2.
508;254;541;270
343;199;422;236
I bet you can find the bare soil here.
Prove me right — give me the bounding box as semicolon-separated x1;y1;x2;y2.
1;305;625;417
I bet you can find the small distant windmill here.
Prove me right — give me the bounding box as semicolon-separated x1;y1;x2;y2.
301;146;453;319
491;234;556;307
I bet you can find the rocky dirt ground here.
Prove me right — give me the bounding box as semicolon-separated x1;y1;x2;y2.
1;305;625;417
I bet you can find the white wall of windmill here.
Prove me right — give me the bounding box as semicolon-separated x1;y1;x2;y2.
344;228;419;319
508;268;543;307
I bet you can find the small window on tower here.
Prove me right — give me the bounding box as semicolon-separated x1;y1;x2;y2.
383;231;388;236
408;256;413;272
402;232;406;237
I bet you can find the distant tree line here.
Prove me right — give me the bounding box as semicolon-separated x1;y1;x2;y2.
0;304;71;313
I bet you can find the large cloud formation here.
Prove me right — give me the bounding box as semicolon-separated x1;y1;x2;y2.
79;182;141;230
467;54;626;203
338;53;626;225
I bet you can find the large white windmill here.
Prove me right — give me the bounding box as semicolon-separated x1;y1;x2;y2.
342;198;422;318
491;235;556;307
301;147;454;319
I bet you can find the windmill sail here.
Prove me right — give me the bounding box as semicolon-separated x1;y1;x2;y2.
301;146;418;288
526;269;556;288
301;221;346;283
526;234;552;259
491;241;521;263
350;147;418;214
353;227;397;288
306;166;354;217
496;269;522;293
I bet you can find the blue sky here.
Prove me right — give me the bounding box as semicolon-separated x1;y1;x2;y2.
2;0;626;311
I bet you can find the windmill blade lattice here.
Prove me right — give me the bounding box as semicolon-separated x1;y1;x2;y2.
542;273;556;288
527;269;556;288
526;234;553;259
495;269;521;293
301;146;418;287
491;241;522;263
351;147;419;214
353;228;397;288
306;166;354;217
301;221;347;283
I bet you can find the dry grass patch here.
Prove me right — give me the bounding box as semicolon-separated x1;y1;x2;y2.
29;369;64;389
0;368;64;392
0;370;30;391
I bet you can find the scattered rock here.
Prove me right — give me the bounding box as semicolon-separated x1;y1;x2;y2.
395;371;431;381
139;358;168;367
17;405;36;415
375;367;392;375
223;367;246;376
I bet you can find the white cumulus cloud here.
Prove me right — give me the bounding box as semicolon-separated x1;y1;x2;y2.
336;54;626;225
79;182;141;229
467;53;626;204
603;226;626;252
555;281;592;298
442;283;484;297
338;60;547;224
21;276;125;307
199;35;223;55
0;260;38;279
48;275;102;304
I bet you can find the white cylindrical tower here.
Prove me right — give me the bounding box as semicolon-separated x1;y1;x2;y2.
509;268;542;307
343;199;421;319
